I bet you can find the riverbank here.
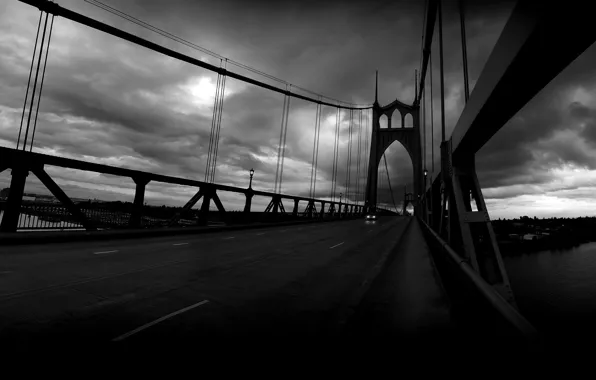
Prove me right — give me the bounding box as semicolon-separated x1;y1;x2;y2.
498;235;591;255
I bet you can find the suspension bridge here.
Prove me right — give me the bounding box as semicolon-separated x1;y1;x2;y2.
0;0;595;358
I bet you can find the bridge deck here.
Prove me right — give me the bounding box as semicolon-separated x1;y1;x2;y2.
347;218;453;340
0;216;457;359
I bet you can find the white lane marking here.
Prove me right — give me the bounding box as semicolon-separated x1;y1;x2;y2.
172;243;188;246
223;237;235;240
112;300;210;342
93;250;118;255
255;233;266;236
329;242;344;249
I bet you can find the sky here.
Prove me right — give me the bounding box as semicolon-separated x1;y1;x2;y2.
1;0;596;218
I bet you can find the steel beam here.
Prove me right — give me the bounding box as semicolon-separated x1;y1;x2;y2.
451;0;596;159
32;167;97;231
0;168;28;232
0;147;362;209
129;176;150;228
168;188;203;227
244;191;253;213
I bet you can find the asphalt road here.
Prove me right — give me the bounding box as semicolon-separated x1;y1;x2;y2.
0;216;411;356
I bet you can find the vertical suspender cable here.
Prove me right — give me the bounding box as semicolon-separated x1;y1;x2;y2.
383;154;398;213
355;110;362;205
209;60;227;183
22;12;50;151
331;107;341;201
277;90;291;194
17;12;43;150
312;102;322;198
422;76;426;174
274;93;287;192
205;63;222;182
30;15;55;152
430;52;434;173
309;102;322;198
459;0;470;103
345;109;353;202
363;109;370;204
438;0;446;142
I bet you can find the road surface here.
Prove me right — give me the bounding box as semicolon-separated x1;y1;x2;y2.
0;217;429;353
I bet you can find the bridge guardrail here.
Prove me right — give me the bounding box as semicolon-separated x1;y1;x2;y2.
0;147;396;232
418;217;541;350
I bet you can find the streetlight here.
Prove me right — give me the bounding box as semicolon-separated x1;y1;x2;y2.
339;192;343;204
424;168;428;178
249;168;254;189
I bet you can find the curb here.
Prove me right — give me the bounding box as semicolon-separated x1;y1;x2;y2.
0;215;365;246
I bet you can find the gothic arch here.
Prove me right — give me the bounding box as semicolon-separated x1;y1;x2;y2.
365;98;422;213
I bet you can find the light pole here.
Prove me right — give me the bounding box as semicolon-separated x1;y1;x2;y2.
339;192;343;204
249;168;254;189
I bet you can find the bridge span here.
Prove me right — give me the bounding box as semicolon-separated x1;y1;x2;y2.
0;216;537;358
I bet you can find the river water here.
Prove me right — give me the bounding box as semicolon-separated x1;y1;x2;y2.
504;242;596;340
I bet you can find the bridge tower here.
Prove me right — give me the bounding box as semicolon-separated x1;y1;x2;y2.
365;72;423;215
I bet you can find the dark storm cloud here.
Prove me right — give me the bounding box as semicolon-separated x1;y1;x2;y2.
4;0;596;215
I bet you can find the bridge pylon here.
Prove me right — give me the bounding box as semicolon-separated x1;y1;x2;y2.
364;72;423;215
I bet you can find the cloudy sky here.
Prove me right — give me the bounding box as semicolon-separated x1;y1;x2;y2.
1;0;595;218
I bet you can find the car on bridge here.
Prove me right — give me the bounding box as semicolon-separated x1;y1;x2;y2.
365;213;377;222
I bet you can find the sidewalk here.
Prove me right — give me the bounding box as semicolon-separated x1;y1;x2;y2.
346;218;454;345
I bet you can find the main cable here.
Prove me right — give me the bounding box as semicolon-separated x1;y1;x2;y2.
85;0;367;108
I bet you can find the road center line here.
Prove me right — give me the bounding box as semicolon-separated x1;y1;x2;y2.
112;300;210;342
172;243;188;246
329;242;344;249
255;233;266;236
223;237;235;240
93;250;118;255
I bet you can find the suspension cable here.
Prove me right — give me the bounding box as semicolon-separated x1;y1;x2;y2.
383;154;398;214
84;0;368;109
17;12;42;150
30;14;55;152
438;0;446;142
277;92;291;194
309;102;322;198
205;66;222;182
22;12;50;152
330;107;341;201
344;109;353;202
363;109;370;205
355;110;362;205
312;104;321;198
459;0;470;103
430;51;435;173
209;66;227;183
274;88;289;193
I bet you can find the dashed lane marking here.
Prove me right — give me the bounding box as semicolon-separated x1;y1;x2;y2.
112;300;210;342
93;250;118;255
329;242;344;249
